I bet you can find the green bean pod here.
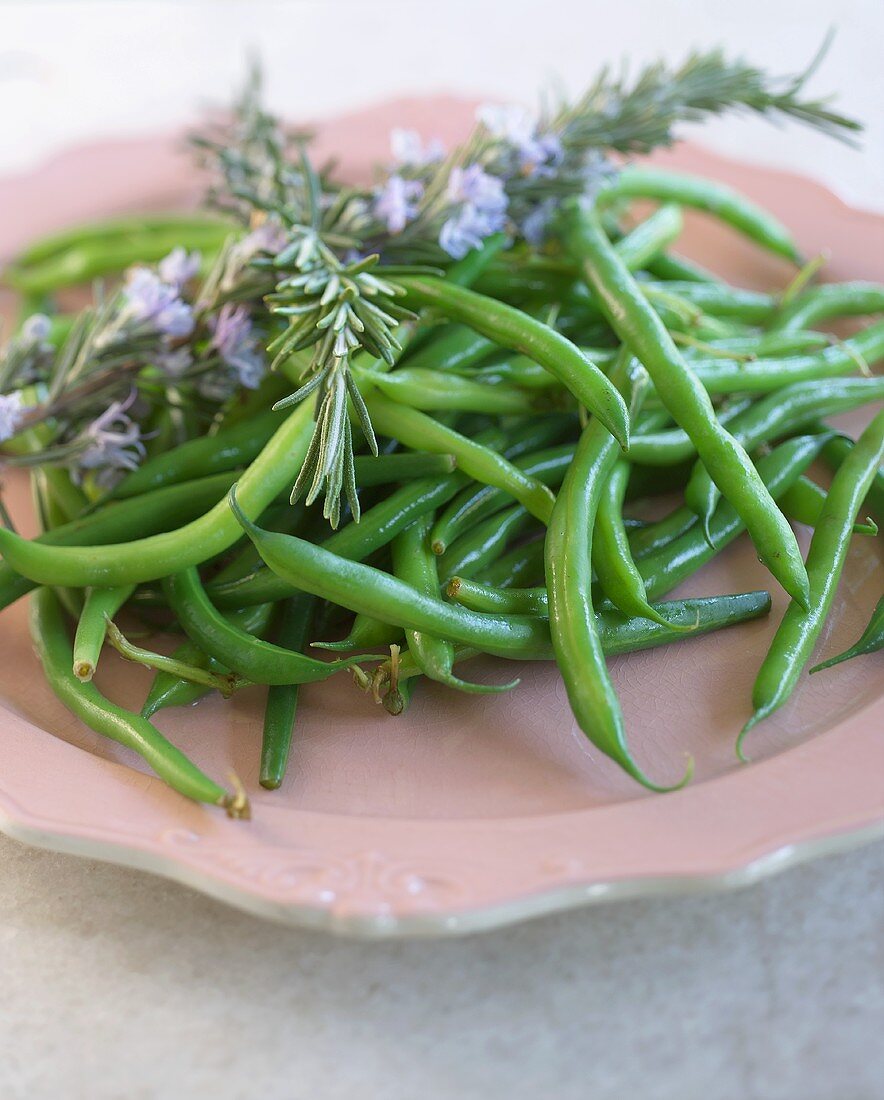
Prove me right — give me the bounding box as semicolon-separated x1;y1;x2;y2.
260;595;316;789
0;399;316;589
391;516;518;694
564;200;810;607
683;375;884;532
362;393;555;523
395;275;630;448
592;460;682;628
599;167;803;263
72;585;136;681
29;587;242;813
741;409;884;752
163;567;366;686
772;281;884;332
780;476;878;536
438;504;536;582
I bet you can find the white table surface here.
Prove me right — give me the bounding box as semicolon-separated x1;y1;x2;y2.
1;3;883;1098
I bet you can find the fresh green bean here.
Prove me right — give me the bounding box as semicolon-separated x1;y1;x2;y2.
544;353;689;789
438;504;536;582
772;281;884;332
599;167;803;263
688;320;884;393
362;392;555;523
395;276;630;448
684;375;884;532
820;432;884;520
741;409;884;752
392;516;518;694
72;585;135;681
357;365;540;415
29;586;243;813
641;280;777;323
260;595;315;789
163;567;367;686
0;398;316;588
564;201;810;606
0;470;244;612
107;409;283;501
780;475;878;535
593;460;683;627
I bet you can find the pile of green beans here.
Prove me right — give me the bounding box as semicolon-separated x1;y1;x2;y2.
3;164;882;811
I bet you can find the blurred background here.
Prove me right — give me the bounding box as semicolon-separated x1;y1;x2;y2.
2;0;883;209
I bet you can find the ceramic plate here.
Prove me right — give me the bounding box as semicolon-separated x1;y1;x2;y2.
0;99;882;937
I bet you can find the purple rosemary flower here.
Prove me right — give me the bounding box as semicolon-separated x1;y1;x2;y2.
209;303;266;389
521;197;559;245
76;393;146;484
0;391;25;443
158;247;201;289
120;268;195;339
439;164;508;258
20;313;52;346
154;346;194;379
390;128;445;167
374;174;424;234
477;103;563;178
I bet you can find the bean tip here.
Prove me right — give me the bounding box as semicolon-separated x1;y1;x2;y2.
223;771;251;820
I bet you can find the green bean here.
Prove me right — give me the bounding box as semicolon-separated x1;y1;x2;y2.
29;586;244;814
772;281;884;332
362;392;555;523
260;595;315;789
140;603;274;717
780;475;879;535
810;595;884;673
209;466;471;608
593;460;683;628
543;353;690;790
564;201;809;606
395;276;630;447
72;585;135;681
820;432;884;521
446;576;549;617
645;252;719;284
163;567;366;686
438;504;536;582
0;398;315;588
357;365;540;415
314;615;404;653
385;593;772;681
107;409;283;501
392;516;518;694
612;203;684;269
9;213;232;269
684;376;884;533
741;409;884;752
430;443;574;555
682;330;832;358
0;470;244;611
689;320;884;393
403;324;498;373
229;486;556;659
477;537;546;589
641;280;777;323
466;435;829;616
7;224;232;295
599;167;802;263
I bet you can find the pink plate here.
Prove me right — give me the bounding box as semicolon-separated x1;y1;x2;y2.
0;99;882;937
